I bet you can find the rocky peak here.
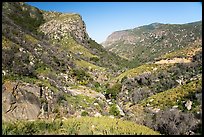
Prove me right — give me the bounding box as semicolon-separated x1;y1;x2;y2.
3;2;89;45
39;12;89;45
102;30;131;47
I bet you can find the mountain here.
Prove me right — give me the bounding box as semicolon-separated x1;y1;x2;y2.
2;2;128;123
102;21;202;67
2;2;202;135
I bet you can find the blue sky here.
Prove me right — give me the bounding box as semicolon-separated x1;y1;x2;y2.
27;2;202;43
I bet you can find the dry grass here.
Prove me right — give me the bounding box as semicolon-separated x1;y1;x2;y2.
2;116;160;135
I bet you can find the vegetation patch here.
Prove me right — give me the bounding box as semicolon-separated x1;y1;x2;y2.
161;45;202;59
24;34;38;44
57;13;81;21
71;68;93;85
109;104;120;117
74;60;106;71
114;64;171;83
55;36;99;59
140;79;202;109
2;36;18;49
2;117;160;135
64;94;95;109
105;83;122;100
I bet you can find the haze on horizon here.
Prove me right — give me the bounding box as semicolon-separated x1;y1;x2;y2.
27;2;202;43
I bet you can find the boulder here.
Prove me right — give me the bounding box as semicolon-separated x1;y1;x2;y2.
185;100;192;110
116;104;125;116
172;105;178;109
109;115;114;119
2;81;43;121
94;112;102;117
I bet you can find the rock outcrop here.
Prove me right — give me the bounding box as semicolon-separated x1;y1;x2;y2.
39;13;89;45
2;81;41;121
185;100;192;111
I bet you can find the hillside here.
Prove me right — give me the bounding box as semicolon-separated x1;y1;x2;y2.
2;2;202;135
2;2;128;123
106;39;202;135
102;21;202;68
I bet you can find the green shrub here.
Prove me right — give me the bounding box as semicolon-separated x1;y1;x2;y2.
109;104;120;116
71;68;92;85
106;83;122;99
56;92;66;104
2;121;38;135
90;56;99;62
81;111;89;116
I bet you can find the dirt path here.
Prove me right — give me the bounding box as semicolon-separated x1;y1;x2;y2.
155;57;192;64
66;86;105;99
186;47;202;57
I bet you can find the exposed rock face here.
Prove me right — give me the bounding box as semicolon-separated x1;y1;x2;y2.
116;104;125;116
2;81;41;121
39;13;89;45
102;31;133;47
2;80;58;121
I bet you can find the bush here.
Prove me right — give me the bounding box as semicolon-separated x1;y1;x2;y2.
71;68;92;85
121;76;128;83
151;109;198;135
132;88;152;104
81;111;89;116
93;82;100;88
109;104;120;116
90;56;99;62
56;91;66;104
2;121;38;135
192;51;202;63
105;83;122;100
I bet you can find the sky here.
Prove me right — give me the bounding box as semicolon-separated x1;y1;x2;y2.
27;2;202;43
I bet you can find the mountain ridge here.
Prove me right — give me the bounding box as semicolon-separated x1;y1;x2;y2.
102;20;202;68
